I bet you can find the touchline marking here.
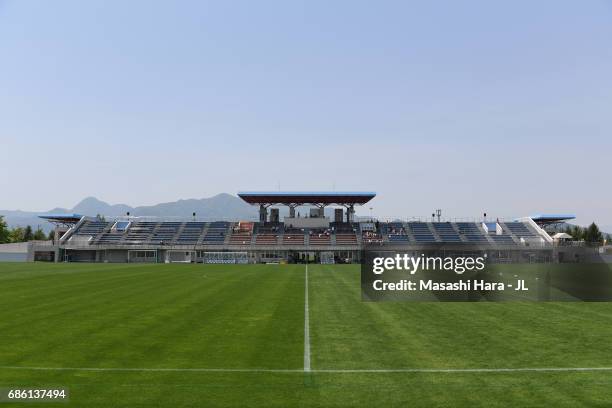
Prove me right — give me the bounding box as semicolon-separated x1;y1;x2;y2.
2;366;612;374
0;366;302;373
314;367;612;373
304;264;311;372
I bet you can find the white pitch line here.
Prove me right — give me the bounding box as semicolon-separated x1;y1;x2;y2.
313;367;612;373
0;366;301;373
2;366;612;374
304;263;311;372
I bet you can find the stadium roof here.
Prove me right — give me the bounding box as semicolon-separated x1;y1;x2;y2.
39;213;83;223
237;191;376;206
529;214;576;224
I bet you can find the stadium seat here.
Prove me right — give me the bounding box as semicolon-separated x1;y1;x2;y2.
455;223;489;243
407;222;437;243
432;222;462;242
202;221;230;245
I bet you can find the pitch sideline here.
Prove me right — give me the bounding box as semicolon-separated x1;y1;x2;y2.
2;366;612;374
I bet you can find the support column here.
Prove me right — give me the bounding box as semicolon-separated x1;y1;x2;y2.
315;204;325;218
259;204;268;223
347;205;355;223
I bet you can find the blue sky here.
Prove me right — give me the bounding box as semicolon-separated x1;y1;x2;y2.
1;0;611;226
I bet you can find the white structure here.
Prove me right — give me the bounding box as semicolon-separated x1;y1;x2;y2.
552;232;572;242
0;241;55;262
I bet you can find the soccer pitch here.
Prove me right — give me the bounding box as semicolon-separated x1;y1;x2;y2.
2;263;612;407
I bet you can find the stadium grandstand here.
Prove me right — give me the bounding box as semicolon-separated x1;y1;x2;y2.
31;192;571;264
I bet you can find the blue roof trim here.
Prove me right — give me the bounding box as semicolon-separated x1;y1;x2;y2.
238;191;376;196
38;213;83;220
529;214;576;221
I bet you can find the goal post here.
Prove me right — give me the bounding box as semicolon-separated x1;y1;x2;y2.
166;250;195;263
127;250;158;263
202;251;248;264
320;251;335;264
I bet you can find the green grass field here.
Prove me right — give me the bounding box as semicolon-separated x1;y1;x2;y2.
2;262;612;407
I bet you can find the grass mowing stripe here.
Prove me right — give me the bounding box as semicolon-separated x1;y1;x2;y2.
1;268;226;367
0;264;304;370
309;265;612;370
3;365;612;373
0;268;187;332
3;263;612;407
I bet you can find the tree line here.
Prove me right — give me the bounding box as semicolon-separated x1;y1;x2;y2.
563;222;610;244
0;216;53;244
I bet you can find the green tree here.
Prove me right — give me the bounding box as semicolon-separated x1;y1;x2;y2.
570;225;583;241
33;227;46;241
9;227;24;243
23;225;33;242
47;230;55;242
584;222;603;244
0;216;10;244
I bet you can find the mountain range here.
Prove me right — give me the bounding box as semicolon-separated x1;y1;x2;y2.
2;196;610;236
0;194;257;232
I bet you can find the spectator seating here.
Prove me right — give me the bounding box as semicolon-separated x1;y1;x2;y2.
229;222;253;245
151;222;182;244
75;220;111;236
331;221;358;245
362;230;383;244
310;229;331;245
255;233;279;245
455;222;489;243
504;222;537;238
176;222;207;245
335;233;357;245
283;228;305;245
202;221;229;245
123;222;157;245
67;218;538;249
382;222;409;242
96;230;124;244
253;223;281;245
432;222;462;242
407;222;436;243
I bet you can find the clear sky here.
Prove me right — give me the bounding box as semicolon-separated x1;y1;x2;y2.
1;0;611;227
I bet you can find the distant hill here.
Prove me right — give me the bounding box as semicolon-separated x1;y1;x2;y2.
0;194;257;232
3;198;611;237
